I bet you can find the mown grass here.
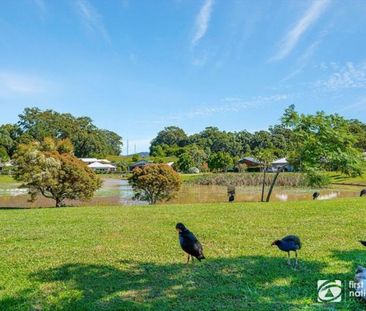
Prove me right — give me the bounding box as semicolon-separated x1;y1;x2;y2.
1;199;366;310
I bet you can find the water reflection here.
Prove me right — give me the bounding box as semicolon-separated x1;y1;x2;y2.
0;178;363;207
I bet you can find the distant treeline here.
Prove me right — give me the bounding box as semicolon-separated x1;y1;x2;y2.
0;107;122;160
150;106;366;174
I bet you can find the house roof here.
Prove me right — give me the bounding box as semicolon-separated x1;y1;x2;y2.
272;158;288;165
88;162;116;169
98;159;111;163
241;157;262;165
130;160;152;167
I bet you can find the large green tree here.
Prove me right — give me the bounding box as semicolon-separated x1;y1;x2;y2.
208;152;233;172
282;105;363;176
16;107;122;157
150;126;187;156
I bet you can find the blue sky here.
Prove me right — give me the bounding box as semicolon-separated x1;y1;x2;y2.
1;0;366;153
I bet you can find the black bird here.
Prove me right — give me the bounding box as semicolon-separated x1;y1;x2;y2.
228;194;235;202
359;240;366;247
176;223;205;263
360;189;366;197
271;235;302;267
313;192;320;200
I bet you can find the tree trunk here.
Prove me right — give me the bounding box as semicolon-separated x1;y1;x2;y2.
261;166;266;202
266;168;282;202
55;198;63;207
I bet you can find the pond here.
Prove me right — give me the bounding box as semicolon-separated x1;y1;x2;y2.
0;177;363;208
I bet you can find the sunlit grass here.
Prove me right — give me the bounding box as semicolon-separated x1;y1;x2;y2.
1;199;366;309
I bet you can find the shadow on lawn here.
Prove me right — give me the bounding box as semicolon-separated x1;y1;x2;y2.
0;256;360;310
332;249;366;268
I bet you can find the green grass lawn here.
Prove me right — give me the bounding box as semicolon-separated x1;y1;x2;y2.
1;199;366;310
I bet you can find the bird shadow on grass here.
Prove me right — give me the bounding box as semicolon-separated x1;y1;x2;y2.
0;256;361;310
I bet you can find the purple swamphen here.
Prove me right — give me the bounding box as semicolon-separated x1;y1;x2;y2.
176;223;205;263
272;235;302;267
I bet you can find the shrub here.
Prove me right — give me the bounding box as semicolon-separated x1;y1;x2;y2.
304;170;331;188
129;164;181;204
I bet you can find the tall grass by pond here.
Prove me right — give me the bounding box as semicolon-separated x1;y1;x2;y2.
190;172;307;187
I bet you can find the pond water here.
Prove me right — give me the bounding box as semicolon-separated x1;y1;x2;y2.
0;177;363;208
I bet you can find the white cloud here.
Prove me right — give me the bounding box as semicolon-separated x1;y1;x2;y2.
317;62;366;90
0;72;46;95
75;0;110;43
271;0;330;61
186;94;290;118
281;30;328;82
192;0;214;47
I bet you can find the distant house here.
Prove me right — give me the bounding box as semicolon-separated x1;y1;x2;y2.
80;158;111;164
80;158;116;173
129;160;152;171
238;157;263;171
88;162;116;173
271;158;293;172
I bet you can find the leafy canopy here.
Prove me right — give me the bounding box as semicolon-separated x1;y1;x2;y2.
129;164;181;204
282;105;363;176
13;138;102;207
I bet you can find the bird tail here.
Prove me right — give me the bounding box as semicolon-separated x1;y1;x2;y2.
360;240;366;247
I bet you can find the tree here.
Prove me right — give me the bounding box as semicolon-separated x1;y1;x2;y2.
208;152;233;172
13;139;101;207
17;107;123;157
128;164;181;204
150;126;187;155
282;105;363;177
254;149;276;202
176;153;194;173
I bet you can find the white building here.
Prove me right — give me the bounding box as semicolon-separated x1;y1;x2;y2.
80;158;116;173
271;158;293;172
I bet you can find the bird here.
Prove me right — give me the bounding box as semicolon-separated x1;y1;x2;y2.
176;223;205;263
313;192;320;200
228;194;235;202
359;240;366;247
360;189;366;197
271;235;302;268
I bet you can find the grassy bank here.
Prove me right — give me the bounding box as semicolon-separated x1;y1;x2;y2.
1;199;366;310
329;171;366;186
0;175;15;183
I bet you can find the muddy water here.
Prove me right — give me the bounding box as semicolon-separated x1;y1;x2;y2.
0;178;363;208
169;184;362;204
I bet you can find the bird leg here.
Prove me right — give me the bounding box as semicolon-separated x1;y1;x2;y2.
294;251;298;268
287;252;291;265
186;254;190;264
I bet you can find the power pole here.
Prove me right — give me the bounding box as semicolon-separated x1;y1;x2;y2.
127;139;129;156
